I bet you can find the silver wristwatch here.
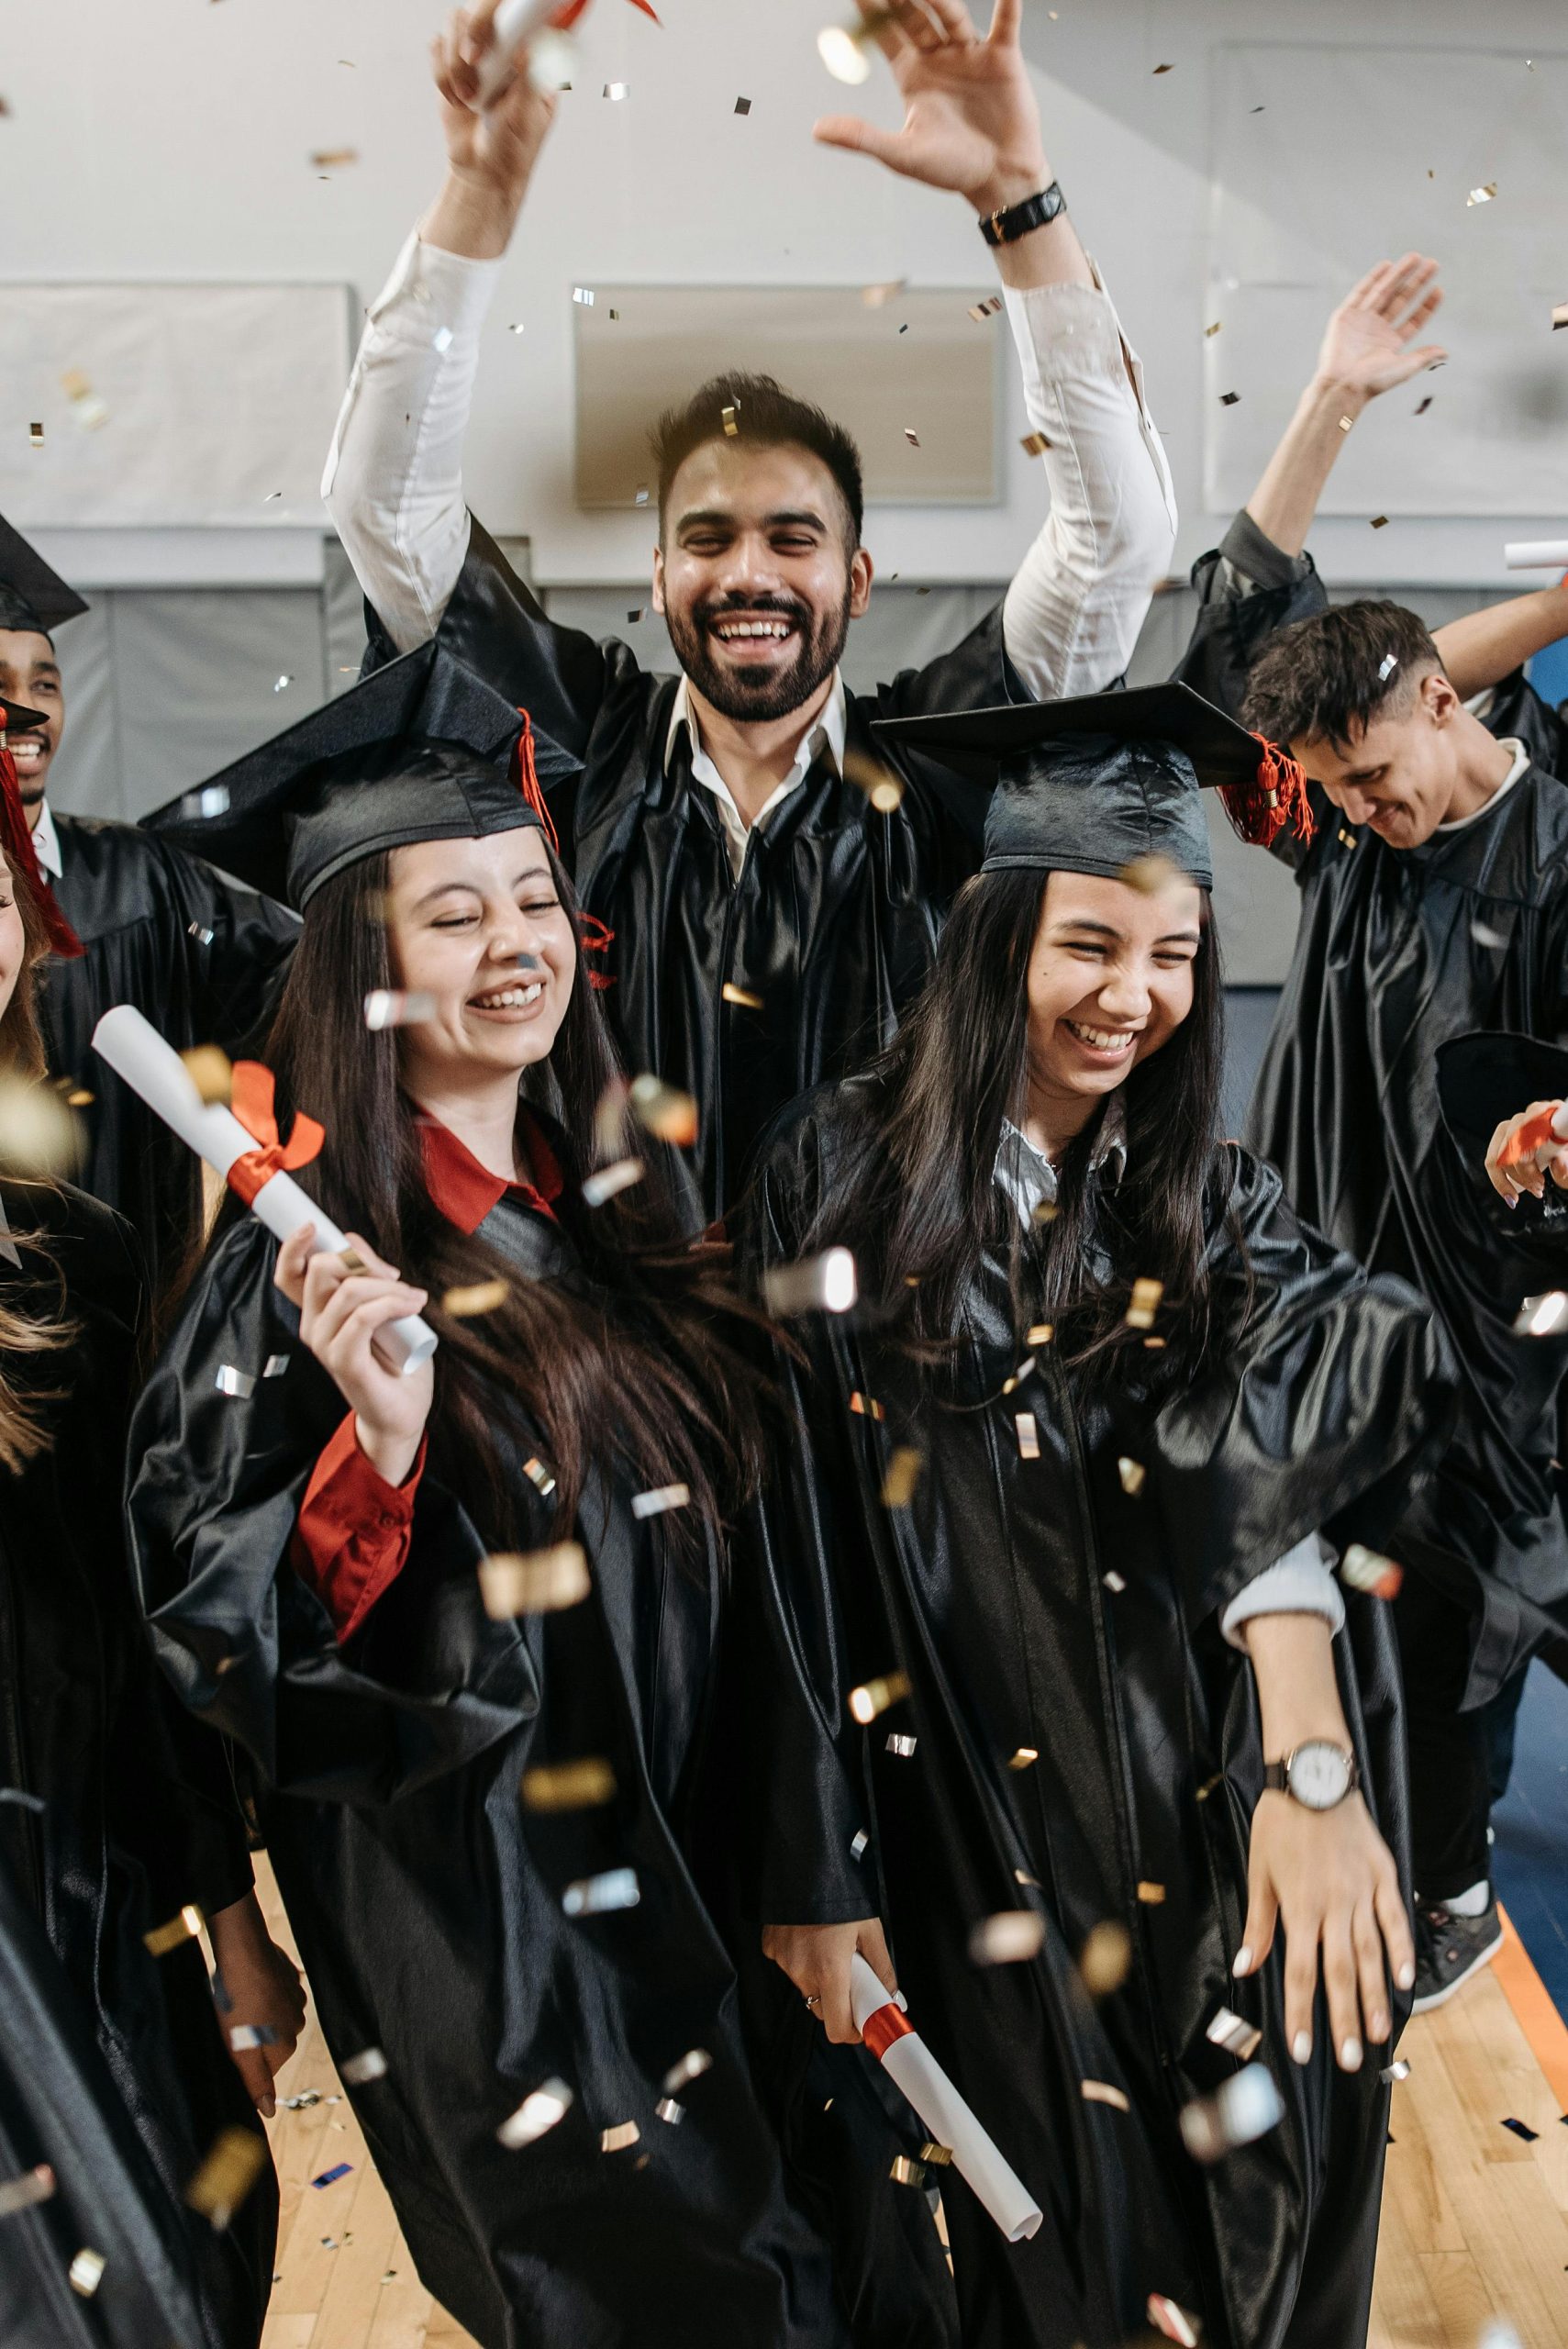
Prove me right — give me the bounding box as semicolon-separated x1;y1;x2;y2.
1262;1742;1359;1811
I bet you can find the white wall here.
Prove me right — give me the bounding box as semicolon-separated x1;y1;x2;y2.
5;0;1568;589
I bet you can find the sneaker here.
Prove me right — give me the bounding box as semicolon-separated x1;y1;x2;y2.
1411;1894;1504;2013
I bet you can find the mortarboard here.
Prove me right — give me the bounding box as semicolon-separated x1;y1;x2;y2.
874;681;1310;893
141;642;582;911
0;696;84;956
0;514;91;640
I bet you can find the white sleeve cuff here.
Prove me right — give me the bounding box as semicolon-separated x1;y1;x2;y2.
1220;1534;1345;1650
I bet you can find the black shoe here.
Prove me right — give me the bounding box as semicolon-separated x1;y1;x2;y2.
1411;1894;1504;2013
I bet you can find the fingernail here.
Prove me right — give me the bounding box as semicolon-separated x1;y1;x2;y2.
1340;2036;1362;2070
1292;2031;1312;2065
1231;1946;1252;1976
1396;1960;1415;1990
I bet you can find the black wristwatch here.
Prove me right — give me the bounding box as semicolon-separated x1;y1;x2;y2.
979;181;1067;248
1262;1742;1359;1811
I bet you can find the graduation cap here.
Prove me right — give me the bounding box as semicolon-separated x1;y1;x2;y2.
0;696;83;957
141;642;582;910
0;513;90;640
873;681;1311;892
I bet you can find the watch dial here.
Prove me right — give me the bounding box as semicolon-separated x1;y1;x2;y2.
1289;1742;1351;1810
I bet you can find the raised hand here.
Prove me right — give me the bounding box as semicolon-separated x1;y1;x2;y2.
1485;1099;1568;1204
815;0;1049;219
431;2;558;196
1314;256;1448;402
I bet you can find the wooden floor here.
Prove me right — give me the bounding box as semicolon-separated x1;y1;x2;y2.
256;1864;1568;2349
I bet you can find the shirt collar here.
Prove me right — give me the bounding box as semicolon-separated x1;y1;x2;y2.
663;672;848;786
417;1108;563;1235
993;1098;1129;1229
1435;737;1529;834
29;798;61;880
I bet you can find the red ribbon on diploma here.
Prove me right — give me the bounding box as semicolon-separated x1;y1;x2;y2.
1498;1107;1563;1173
861;1998;915;2064
226;1063;326;1208
551;0;660;24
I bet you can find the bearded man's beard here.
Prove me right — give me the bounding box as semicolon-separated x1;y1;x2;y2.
664;587;853;724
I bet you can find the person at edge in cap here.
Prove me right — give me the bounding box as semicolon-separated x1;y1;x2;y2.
732;682;1454;2349
1224;588;1568;2021
128;642;895;2349
1171;254;1568;768
0;699;295;2346
320;0;1176;1227
0;518;299;1304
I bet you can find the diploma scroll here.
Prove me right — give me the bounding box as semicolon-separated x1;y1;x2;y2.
849;1954;1042;2243
1503;540;1568;571
474;0;570;106
92;1006;438;1375
1497;1098;1568;1173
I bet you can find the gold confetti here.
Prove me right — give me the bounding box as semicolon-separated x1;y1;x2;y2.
582;1157;644;1206
0;1074;80;1175
969;1909;1044;1964
185;2128;269;2230
1080;2079;1129;2111
1026;1322;1053;1346
721;404;740;436
310;147;360;168
144;1903;205;1957
1338;827;1358;850
1337;414;1354;433
1006;1746;1039;1770
722;983;763;1009
0;2165;54;2218
1020;430;1053;457
1370;515;1390;529
61;370;109;430
479;1543;590;1617
497;2078;572;2148
1467;183;1497;206
889;2154;927;2186
850;1392;884;1421
880;1448;922;1508
68;2249;106;2297
1079;1920;1131;1997
179;1044;233;1105
1205;321;1222;338
1195;1773;1223;1803
849;1671;910;1725
441;1278;510;1319
601;2120;640;2152
628;1073;698;1146
1137;1880;1166;1905
521;1757;617;1811
65;1088;93;1108
1118;1457;1146;1497
1118;852;1184;897
28;422;43;449
1340;1542;1403;1600
1032;1200;1057;1227
862;279;906;308
842;748;905;814
522;1454;557;1497
1000;1356;1035;1396
1152;61;1173;73
1125;1277;1163;1330
917;2141;953;2165
1552;303;1568;331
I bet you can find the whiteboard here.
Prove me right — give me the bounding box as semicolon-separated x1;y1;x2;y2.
0;282;353;528
1207;44;1568;518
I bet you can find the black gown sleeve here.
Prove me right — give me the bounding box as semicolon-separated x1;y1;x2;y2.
150;842;300;1059
126;1219;539;1806
1146;1146;1459;1622
1172;509;1329;721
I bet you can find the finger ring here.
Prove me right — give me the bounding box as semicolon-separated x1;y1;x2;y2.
804;1994;821;2010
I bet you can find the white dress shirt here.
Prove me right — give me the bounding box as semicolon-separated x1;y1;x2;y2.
29;797;62;879
993;1116;1345;1647
322;228;1178;747
665;672;848;881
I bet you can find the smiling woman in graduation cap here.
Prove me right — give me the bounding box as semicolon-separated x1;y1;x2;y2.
124;644;863;2348
735;684;1458;2349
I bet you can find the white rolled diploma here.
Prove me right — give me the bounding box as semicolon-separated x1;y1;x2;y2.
850;1954;1042;2243
1504;540;1568;571
92;1005;437;1375
474;0;565;106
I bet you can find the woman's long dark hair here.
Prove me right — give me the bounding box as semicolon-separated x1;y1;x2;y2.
250;841;765;1558
806;867;1231;1378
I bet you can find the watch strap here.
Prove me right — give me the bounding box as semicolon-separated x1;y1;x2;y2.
979;181;1067;249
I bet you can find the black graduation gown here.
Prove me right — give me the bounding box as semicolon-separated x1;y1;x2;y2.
362;523;1010;1223
0;1178;275;2345
125;1179;857;2349
1243;767;1568;1702
736;1096;1455;2349
39;814;299;1299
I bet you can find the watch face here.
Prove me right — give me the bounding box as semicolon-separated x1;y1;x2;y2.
1287;1742;1351;1811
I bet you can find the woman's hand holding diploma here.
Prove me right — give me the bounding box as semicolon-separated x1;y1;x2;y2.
1233;1613;1415;2073
1485;1098;1568;1204
274;1226;434;1488
761;1916;899;2045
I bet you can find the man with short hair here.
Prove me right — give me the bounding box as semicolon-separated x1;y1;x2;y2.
325;0;1175;1221
1238;595;1568;2011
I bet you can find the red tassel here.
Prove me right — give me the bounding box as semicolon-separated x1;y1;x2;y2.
577;909;617;990
551;0;660;26
1217;735;1316;854
0;743;83;959
512;710;560;858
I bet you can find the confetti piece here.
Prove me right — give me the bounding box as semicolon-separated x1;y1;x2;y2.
1126;1276;1163;1330
904;427;921;447
61;370;109;431
583;1157;645;1206
280;2089;321;2110
479;1543;590;1617
179;1043;233;1105
1180;2065;1284;2162
311;148;359;168
562;1866;639;1917
69;2250;106;2297
182;784;230;820
1206;2007;1262;2061
1015;1413;1040;1460
1340;1542;1403;1600
1020;431;1053;457
521;1757;617;1810
627;607;643;621
1472;919;1507;949
889;2154;927;2186
273;674;294;694
881;1447;922;1508
1205;321;1222;339
970;1909;1045;1965
635;485;651;506
1118;852;1185;897
851;1392;885;1421
1007;1746;1039;1770
1000;1356;1036;1396
1080;1920;1132;1996
1415;395;1433;415
216;1365;256;1399
1081;2079;1129;2111
1118;1457;1146;1497
735;95;751;114
862;278;906;308
510;321;527;334
628;1072;698;1146
1147;2293;1202;2345
522;1454;557;1497
1478;2326;1524;2349
364;988;437;1030
1370;515;1390;530
1137;1880;1166;1905
842;748;906;813
1102;1570;1127;1594
1338;828;1358;849
885;1732;917;1758
1515;1290;1568;1336
28;422;43;448
185;2128;268;2230
340;2048;388;2086
1553;304;1568;331
761;1248;859;1316
850;1672;911;1724
497;2079;572;2149
1500;2116;1539;2142
1378;653;1400;682
656;2097;684;2122
1219;391;1240;406
600;2119;640;2151
851;1829;869;1858
722;405;740;436
0;2165;54;2219
631;1482;690;1520
1467;184;1497;206
721;982;763;1009
818;25;873;84
603;81;628;99
1380;2058;1411;2084
662;2048;713;2094
312;2163;353;2188
1026;1322;1053;1345
967;295;1004;322
442;1278;510;1319
188;920;217;944
145;1904;205;1957
573;286;595;306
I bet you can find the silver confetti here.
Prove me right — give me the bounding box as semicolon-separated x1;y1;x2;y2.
969;1909;1045;1965
1379;2057;1411;2084
181;785;230;820
885;1732;917;1758
340;2047;388;2086
263;1353;290;1377
1206;2007;1262;2061
630;1483;691;1520
1178;2064;1284;2162
761;1248;857;1316
582;1158;644;1207
851;1829;869;1859
562;1867;639;1917
0;2165;54;2219
497;2078;573;2149
1516;1290;1568;1337
655;2097;684;2123
364;989;438;1030
662;2049;712;2094
215;1365;256;1399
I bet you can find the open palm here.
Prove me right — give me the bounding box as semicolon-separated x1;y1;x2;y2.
1317;256;1447;399
817;0;1046;210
